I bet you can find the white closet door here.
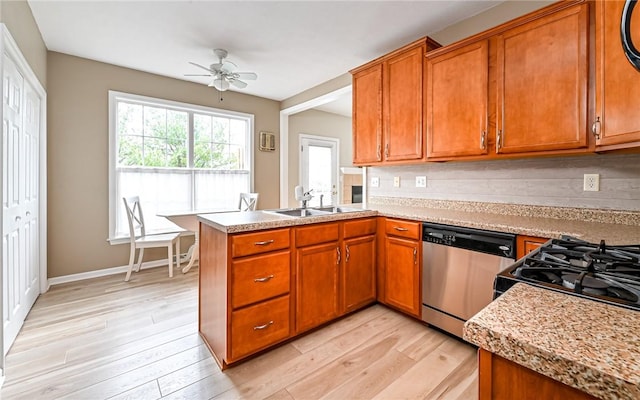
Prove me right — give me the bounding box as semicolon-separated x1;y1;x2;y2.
2;53;39;355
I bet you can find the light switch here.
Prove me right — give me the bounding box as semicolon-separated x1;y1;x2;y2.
393;177;400;187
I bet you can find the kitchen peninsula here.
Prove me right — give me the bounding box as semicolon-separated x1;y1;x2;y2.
197;201;640;399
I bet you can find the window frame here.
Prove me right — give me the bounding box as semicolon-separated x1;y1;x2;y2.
108;90;254;244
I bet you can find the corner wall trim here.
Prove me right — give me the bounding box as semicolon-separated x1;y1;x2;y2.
47;254;190;286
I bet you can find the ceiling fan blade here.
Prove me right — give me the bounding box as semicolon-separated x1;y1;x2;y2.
220;60;237;73
235;72;257;80
230;79;248;89
188;61;214;73
184;74;212;77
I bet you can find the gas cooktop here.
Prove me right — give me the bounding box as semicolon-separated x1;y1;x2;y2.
495;236;640;310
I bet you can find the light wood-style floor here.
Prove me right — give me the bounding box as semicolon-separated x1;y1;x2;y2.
1;266;478;399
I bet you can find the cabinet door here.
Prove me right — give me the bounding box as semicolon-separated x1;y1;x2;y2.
426;40;489;159
496;3;589;154
384;44;425;161
384;236;420;317
595;0;640;148
296;242;340;333
352;63;383;164
342;235;376;313
516;235;548;260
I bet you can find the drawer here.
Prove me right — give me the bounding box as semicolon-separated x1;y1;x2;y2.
230;295;290;361
295;222;339;247
231;251;290;309
384;218;420;240
231;228;290;258
343;218;376;239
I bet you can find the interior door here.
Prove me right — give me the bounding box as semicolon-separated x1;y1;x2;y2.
300;135;338;207
2;53;40;355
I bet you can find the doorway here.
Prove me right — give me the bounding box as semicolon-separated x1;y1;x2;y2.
299;135;338;207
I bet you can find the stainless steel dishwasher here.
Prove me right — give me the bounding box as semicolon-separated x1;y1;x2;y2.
421;222;516;338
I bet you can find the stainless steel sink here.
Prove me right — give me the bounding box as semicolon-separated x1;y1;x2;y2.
263;206;363;218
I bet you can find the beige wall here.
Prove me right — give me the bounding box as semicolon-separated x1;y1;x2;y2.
47;52;280;277
0;0;47;87
287;109;352;206
430;1;554;46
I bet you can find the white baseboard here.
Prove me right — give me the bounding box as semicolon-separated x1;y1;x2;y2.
47;253;190;286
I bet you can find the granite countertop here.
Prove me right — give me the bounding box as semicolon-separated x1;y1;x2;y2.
198;199;640;244
197;208;378;233
463;283;640;400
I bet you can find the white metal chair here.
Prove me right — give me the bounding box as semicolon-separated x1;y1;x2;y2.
238;192;259;211
122;196;181;281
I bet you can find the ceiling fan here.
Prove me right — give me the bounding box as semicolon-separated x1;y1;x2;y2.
186;49;257;92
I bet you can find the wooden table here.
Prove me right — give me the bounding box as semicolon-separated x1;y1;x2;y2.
157;208;236;273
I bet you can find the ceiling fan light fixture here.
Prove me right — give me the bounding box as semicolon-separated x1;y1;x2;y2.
212;78;230;92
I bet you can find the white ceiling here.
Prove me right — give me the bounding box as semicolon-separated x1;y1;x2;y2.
28;0;504;115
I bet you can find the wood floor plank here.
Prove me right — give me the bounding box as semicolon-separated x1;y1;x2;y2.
372;339;477;400
107;380;162;400
0;266;479;400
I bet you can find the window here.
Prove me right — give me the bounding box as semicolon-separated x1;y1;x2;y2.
108;91;253;242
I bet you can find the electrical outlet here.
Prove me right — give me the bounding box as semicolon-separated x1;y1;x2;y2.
583;174;600;192
370;177;380;187
393;177;400;188
416;176;427;188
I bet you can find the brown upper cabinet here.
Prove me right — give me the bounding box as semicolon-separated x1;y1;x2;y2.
594;0;640;150
426;40;489;159
495;2;589;155
351;37;440;165
425;0;591;162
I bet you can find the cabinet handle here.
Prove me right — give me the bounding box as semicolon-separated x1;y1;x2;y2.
376;144;382;161
413;247;418;265
254;240;274;246
480;131;486;150
254;274;274;283
394;227;409;232
592;117;601;140
496;130;502;150
253;321;274;330
345;245;350;263
384;143;389;158
336;247;341;264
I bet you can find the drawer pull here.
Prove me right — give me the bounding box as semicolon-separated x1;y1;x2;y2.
253;321;274;330
394;227;409;232
254;274;274;283
254;240;275;246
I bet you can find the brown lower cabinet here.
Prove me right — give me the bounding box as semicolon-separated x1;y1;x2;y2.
199;217;377;368
516;235;548;259
377;217;422;318
478;349;598;400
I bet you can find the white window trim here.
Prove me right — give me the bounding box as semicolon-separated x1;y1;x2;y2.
107;90;254;244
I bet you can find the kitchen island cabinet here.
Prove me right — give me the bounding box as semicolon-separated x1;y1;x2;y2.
594;0;640;150
199;213;378;368
199;224;293;367
464;283;640;400
377;217;421;318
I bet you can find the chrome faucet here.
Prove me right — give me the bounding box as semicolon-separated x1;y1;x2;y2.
295;185;314;209
319;194;324;208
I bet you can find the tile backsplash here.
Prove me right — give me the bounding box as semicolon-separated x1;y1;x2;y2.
367;154;640;211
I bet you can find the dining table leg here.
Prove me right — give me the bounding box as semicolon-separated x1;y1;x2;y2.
181;231;199;273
